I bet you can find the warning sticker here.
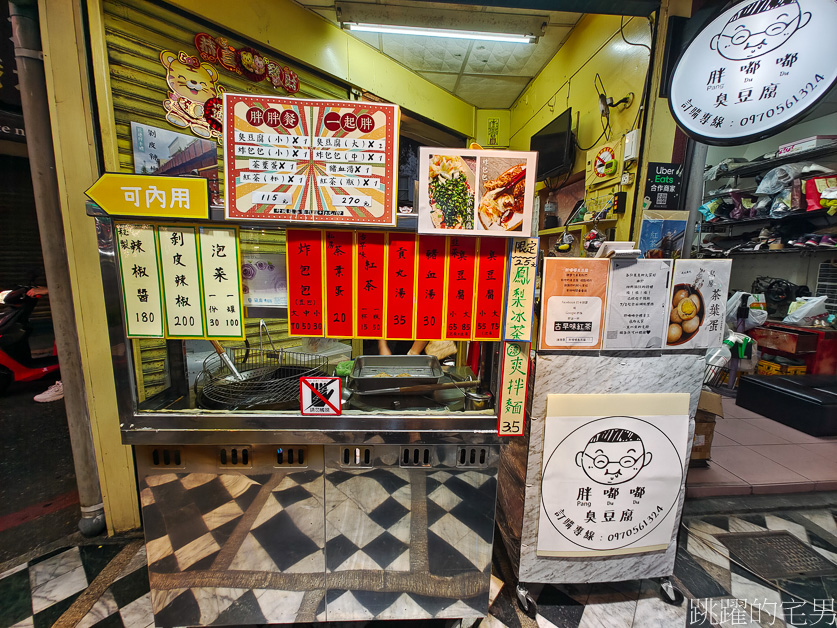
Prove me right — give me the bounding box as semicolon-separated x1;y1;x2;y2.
299;376;342;415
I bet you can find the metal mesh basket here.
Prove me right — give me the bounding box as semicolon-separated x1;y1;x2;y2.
196;346;328;410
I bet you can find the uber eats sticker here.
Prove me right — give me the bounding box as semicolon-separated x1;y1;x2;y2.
538;414;688;557
670;0;837;144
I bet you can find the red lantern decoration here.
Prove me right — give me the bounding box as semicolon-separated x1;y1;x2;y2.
204;97;223;133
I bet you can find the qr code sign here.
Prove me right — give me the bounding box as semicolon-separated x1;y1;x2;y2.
656;192;668;206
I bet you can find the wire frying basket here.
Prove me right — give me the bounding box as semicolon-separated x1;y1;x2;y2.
196;322;328;410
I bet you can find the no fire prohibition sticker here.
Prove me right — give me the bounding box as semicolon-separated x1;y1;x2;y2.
299;376;342;415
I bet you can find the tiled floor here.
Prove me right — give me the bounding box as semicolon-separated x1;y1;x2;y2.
686;397;837;498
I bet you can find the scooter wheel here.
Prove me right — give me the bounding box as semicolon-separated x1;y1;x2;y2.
0;367;13;395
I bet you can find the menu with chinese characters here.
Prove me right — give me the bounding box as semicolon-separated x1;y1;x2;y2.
665;259;731;349
539;259;610;351
197;226;244;339
537;393;689;557
324;231;355;337
224;93;399;225
157;226;205;338
498;342;530;436
602;259;672;351
473;238;507;342
355;232;386;338
114;223;164;338
444;237;477;340
385;233;417;340
415;236;447;340
285;229;324;336
504;238;539;342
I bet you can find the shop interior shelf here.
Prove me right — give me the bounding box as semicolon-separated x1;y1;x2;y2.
707;141;837;181
698;246;832;258
700;208;835;232
704;184;760;199
538;219;617;236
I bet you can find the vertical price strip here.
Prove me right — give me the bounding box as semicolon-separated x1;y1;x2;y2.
157;225;205;338
286;229;325;336
324;230;355;337
473;238;507;341
504;238;539;342
385;232;417;339
498;341;530;436
197;226;244;339
444;236;477;340
415;235;447;340
114;223;164;338
355;231;387;338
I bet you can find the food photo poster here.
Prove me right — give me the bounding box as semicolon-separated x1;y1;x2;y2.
417;147;537;237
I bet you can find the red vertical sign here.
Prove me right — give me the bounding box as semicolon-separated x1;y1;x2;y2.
324;230;355;337
444;237;477;340
355;232;386;338
473;238;508;341
415;235;447;340
385;233;416;339
286;229;324;336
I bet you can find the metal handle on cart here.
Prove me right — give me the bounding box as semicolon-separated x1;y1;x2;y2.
210;340;244;381
352;380;481;396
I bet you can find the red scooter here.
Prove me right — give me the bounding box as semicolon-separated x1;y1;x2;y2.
0;286;59;394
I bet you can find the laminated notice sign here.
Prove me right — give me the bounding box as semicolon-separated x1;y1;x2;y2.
498;341;530;436
224;93;398;225
157;225;205;338
539;258;609;351
666;259;731;349
285;229;324;336
355;232;386;338
538;393;689;557
415;235;447;340
602;259;672;350
444;237;477;340
114;223;164;338
385;233;417;339
324;230;355;337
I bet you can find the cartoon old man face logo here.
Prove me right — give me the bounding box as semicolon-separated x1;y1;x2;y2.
575;428;652;485
711;0;811;60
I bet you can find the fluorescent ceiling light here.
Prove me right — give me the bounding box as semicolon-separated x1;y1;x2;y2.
343;22;536;44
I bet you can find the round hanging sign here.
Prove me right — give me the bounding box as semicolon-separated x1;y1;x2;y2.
669;0;837;146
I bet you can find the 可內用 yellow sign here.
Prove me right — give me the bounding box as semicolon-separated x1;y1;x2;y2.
85;173;209;220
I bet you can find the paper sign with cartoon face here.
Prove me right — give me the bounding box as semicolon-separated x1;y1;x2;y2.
539;410;688;557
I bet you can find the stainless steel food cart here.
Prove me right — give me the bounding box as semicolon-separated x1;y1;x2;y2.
92;209;503;626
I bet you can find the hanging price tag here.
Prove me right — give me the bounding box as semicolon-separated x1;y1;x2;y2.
286;229;324;336
385;233;417;339
444;237;477;340
473;238;507;341
355;232;386;338
324;230;355;337
415;235;447;339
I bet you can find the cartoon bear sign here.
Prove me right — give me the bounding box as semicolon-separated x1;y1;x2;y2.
160;51;224;143
710;0;811;60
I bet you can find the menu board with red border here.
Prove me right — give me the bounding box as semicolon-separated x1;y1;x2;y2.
355;232;386;338
224;93;399;225
473;238;507;342
415;236;448;340
285;229;324;336
323;230;355;337
385;233;417;340
444;237;477;340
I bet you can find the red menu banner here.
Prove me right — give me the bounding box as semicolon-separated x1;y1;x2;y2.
415;235;447;340
324;230;355;337
286;229;324;336
385;233;417;340
473;238;508;341
444;237;477;340
355;232;386;338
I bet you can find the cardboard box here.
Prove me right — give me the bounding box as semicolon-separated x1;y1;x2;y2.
777;136;837;156
691;390;724;465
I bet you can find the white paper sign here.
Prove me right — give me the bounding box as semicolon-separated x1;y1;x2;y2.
603;259;672;350
545;297;603;347
670;0;837;145
538;409;688;557
666;259;732;349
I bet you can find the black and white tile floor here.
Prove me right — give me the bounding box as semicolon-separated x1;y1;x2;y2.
1;508;835;627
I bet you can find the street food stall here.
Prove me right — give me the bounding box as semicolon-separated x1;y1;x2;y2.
87;93;540;626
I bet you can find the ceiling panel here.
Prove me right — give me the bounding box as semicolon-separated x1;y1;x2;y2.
455;75;532;109
417;72;461;92
381;35;470;74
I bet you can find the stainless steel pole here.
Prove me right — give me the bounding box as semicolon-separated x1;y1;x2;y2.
8;0;105;536
680;139;708;259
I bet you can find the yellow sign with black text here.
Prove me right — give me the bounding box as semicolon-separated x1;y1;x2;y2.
85;174;209;220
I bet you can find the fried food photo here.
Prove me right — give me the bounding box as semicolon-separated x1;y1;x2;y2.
478;163;526;231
